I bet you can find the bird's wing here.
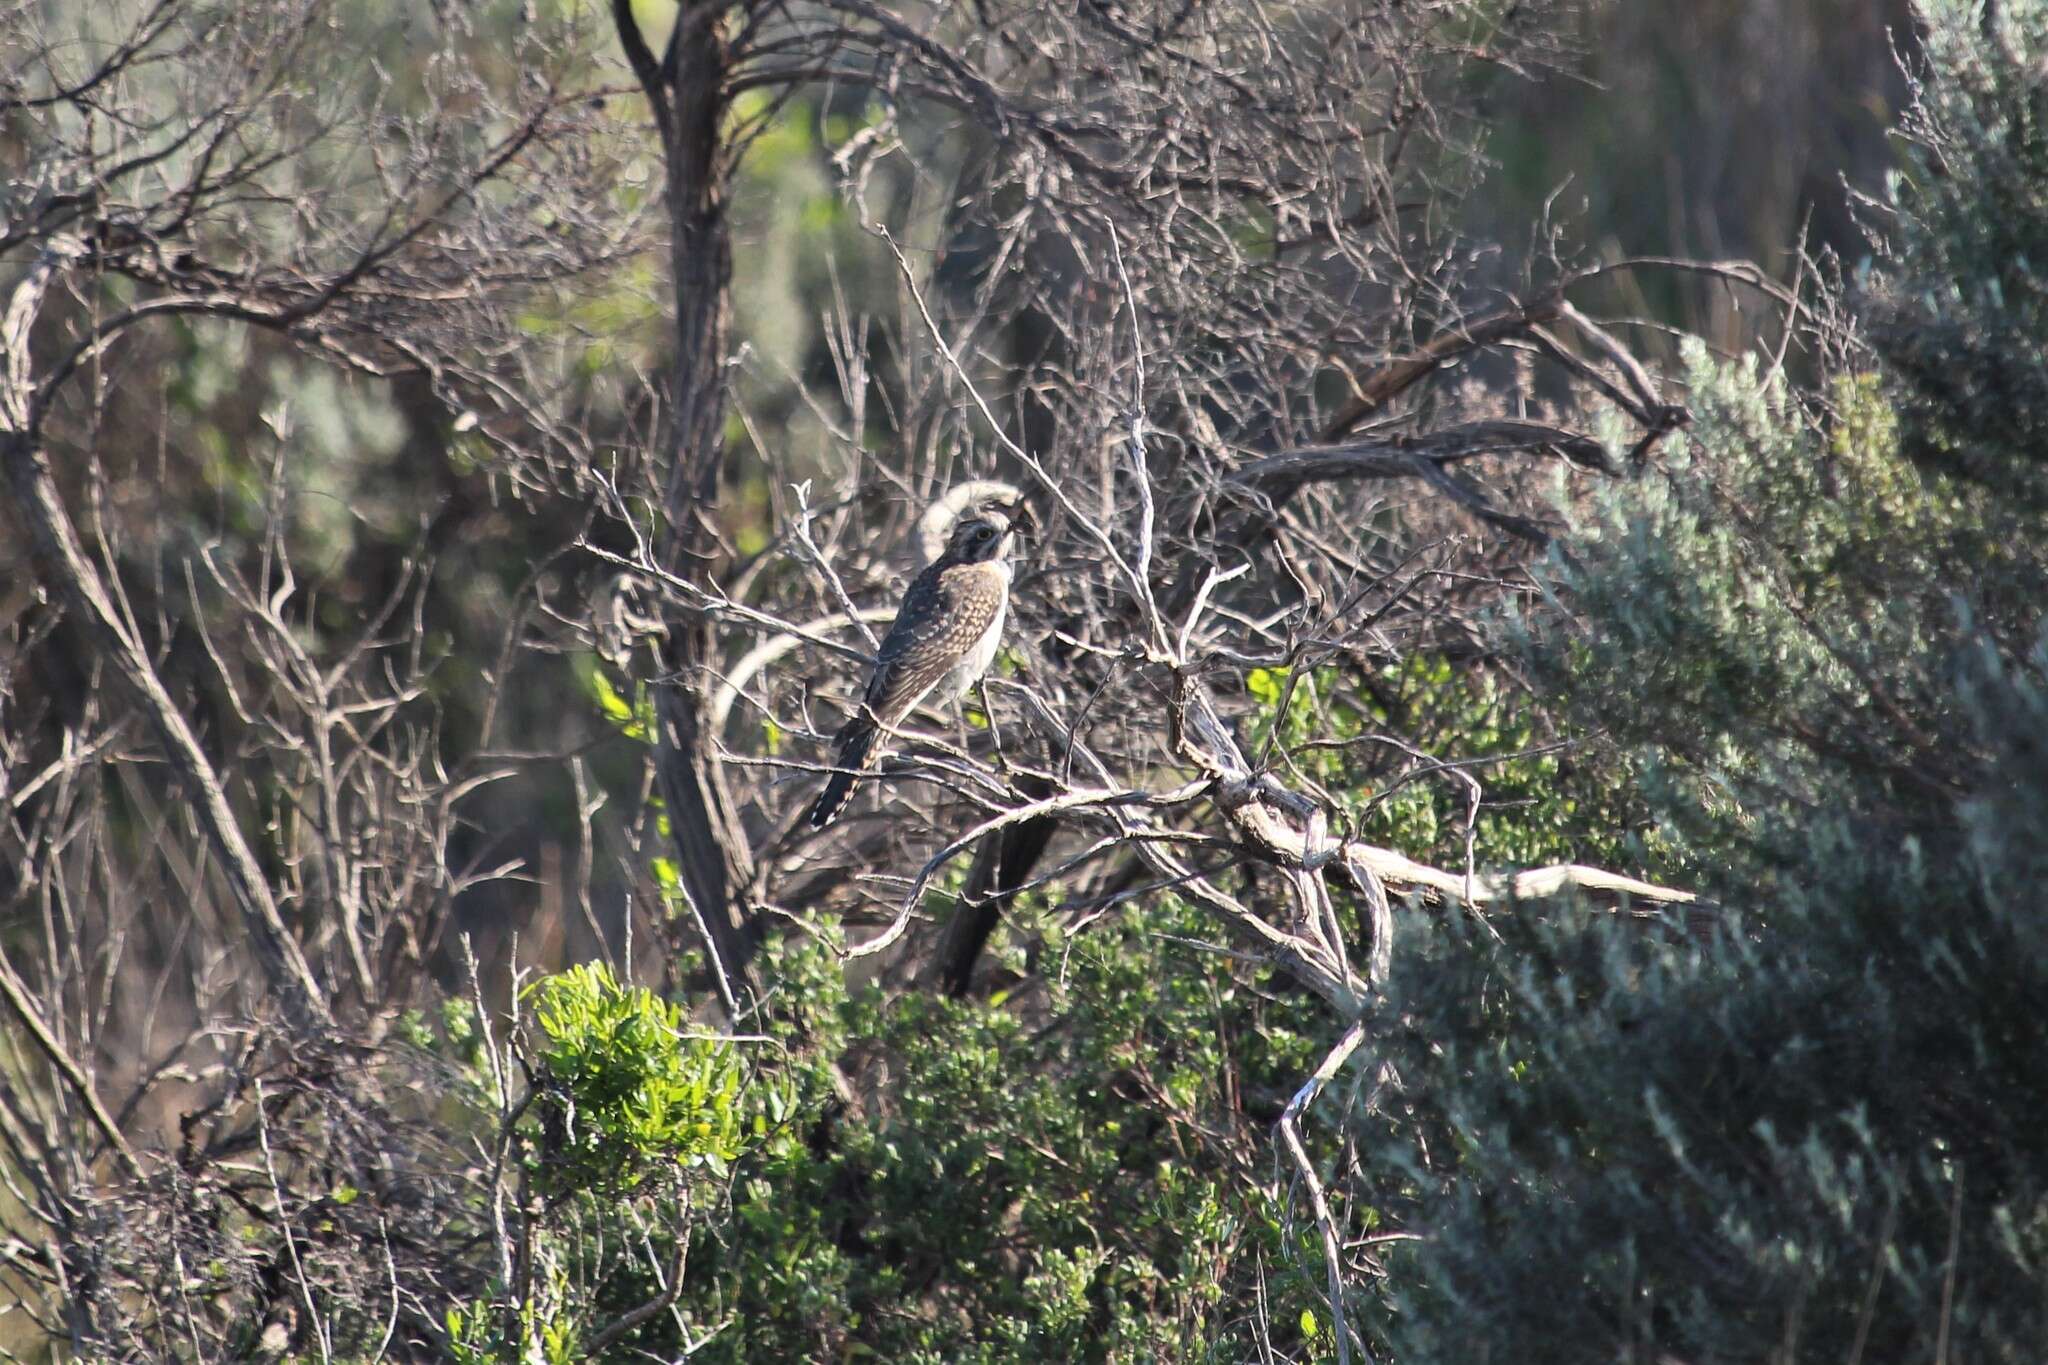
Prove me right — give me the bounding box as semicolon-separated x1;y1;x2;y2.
859;562;1006;726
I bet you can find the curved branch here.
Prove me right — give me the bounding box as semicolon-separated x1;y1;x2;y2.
1231;419;1612;498
1280;1017;1372;1365
711;606;895;733
849;781;1208;961
1321;291;1566;439
1346;845;1699;909
610;0;674;143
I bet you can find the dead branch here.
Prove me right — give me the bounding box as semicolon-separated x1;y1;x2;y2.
2;242;332;1027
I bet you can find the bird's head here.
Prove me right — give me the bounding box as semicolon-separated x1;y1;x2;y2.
946;509;1015;565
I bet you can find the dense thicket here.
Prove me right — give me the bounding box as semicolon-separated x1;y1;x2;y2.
1365;8;2048;1359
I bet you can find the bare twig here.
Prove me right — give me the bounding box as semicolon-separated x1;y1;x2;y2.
1279;1017;1372;1365
254;1079;334;1365
3;241;332;1027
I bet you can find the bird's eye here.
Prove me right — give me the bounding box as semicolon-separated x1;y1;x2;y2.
975;525;994;541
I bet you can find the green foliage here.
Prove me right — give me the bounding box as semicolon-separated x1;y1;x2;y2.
1522;337;2043;883
1247;655;1646;875
1367;618;2048;1360
1361;14;2048;1359
431;964;789;1363
527;963;752;1192
432;906;1371;1362
651;907;1353;1363
580;658;653;741
1369;796;2048;1361
1867;0;2048;508
447;1280;581;1365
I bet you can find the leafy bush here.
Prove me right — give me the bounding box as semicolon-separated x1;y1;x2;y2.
527;962;751;1192
429;964;780;1361
1359;11;2048;1359
1865;0;2048;509
666;911;1348;1363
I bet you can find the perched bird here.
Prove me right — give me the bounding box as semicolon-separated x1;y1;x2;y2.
807;508;1016;829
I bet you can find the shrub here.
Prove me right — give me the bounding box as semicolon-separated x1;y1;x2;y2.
1362;10;2048;1358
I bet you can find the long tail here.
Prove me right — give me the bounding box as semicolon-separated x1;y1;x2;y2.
807;719;877;829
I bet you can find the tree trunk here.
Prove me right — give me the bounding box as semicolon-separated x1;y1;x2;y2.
614;2;761;1011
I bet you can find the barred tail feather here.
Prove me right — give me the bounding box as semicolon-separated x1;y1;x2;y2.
808;720;877;829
